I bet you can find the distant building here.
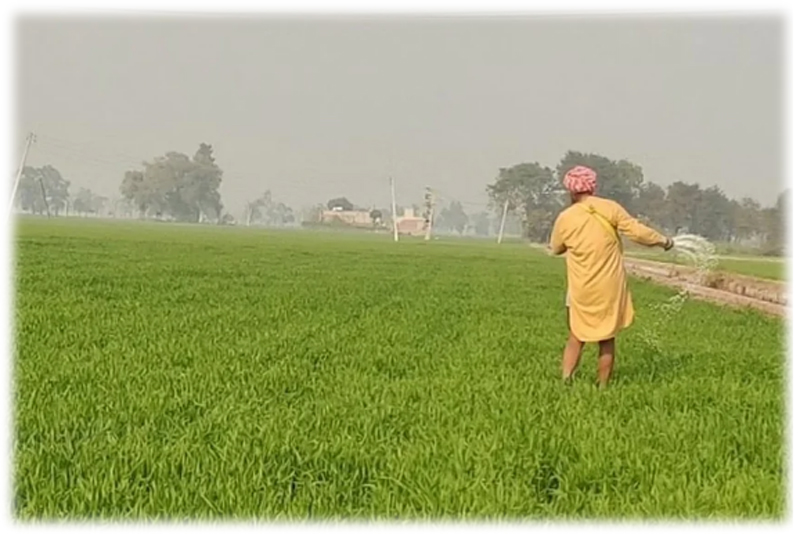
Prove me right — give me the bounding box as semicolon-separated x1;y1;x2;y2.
395;207;426;236
320;209;373;227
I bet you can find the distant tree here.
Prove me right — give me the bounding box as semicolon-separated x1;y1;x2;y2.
16;165;70;216
246;190;294;226
486;162;560;242
269;202;295;226
731;197;764;244
438;201;469;235
120;170;150;217
69;186;109;217
370;208;383;225
109;197;133;218
695;185;733;242
187;143;223;222
92;195;109;215
762;189;788;255
471;211;491;236
632;182;667;230
16;170;44;214
245;191;268;226
300;204;326;224
72;187;94;216
663;181;702;235
249;190;271;225
120;143;224;222
326;197;354;211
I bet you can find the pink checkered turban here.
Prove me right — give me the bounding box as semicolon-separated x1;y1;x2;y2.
563;165;597;195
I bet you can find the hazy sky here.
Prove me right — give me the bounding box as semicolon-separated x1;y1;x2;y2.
17;15;783;214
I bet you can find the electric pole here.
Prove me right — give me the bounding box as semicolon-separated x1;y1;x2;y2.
9;132;35;219
390;176;399;242
423;186;436;241
497;198;510;244
38;177;51;218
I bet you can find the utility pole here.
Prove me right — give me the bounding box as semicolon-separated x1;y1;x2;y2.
497;198;510;244
424;186;436;241
390;176;399;242
9;132;35;219
38;177;51;218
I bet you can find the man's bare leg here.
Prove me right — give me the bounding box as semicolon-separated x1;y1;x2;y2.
562;332;584;383
597;338;616;388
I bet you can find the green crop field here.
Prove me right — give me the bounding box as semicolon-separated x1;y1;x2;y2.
712;259;786;281
13;217;786;520
625;249;786;281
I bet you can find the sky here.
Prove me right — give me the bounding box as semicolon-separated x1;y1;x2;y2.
15;14;784;215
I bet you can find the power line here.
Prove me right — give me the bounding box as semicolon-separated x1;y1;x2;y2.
34;133;374;196
34;144;144;170
430;186;491;211
35;134;148;167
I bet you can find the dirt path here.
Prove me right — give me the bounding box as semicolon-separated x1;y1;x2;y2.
624;257;787;318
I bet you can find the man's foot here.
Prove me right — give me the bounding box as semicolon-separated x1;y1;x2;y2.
563;376;574;386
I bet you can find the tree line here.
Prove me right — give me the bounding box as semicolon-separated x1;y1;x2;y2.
13;143;291;226
15;164;113;218
13;143;226;221
486;150;787;254
13;144;787;255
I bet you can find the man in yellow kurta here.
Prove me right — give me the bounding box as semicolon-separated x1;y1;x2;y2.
549;165;674;388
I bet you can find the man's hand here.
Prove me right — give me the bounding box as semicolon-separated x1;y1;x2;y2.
663;237;674;251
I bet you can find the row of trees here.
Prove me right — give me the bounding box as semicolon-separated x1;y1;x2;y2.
13;145;786;254
16;165;110;217
14;143;228;222
15;143;295;228
486;150;788;253
16;165;70;216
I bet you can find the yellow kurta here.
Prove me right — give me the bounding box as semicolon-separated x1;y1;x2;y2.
549;196;667;343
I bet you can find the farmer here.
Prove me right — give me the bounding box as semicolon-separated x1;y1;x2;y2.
549;165;674;388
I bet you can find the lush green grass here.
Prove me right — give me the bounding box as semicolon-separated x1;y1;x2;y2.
713;259;786;281
14;218;786;520
625;249;786;281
